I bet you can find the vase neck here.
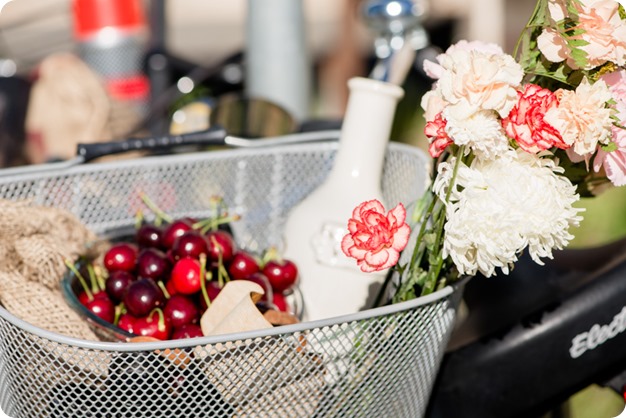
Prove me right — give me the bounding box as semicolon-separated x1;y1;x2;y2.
327;77;404;186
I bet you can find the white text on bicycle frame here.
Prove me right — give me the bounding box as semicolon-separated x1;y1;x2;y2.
570;306;626;359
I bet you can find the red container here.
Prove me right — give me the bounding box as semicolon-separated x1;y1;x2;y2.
72;0;150;105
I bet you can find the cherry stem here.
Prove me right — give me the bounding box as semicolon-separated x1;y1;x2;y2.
94;265;108;290
209;235;230;286
140;193;173;224
149;307;167;332
157;280;171;299
87;263;105;292
113;303;124;326
210;195;228;218
199;254;211;309
261;247;281;267
65;260;94;301
194;214;241;234
218;261;230;288
134;209;144;229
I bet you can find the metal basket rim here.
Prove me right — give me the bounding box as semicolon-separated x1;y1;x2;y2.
0;137;429;184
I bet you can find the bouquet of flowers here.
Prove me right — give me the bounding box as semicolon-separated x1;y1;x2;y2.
341;0;626;303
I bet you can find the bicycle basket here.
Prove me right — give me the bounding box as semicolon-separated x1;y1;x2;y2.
0;137;463;418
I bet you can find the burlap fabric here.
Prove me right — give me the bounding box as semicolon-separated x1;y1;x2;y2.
24;52;144;165
0;199;99;340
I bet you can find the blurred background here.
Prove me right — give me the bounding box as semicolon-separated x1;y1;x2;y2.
0;0;623;416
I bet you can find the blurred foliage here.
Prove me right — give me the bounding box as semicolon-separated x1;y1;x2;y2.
569;385;624;418
572;186;626;248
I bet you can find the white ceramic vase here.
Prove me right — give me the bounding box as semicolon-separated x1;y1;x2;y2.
283;77;404;321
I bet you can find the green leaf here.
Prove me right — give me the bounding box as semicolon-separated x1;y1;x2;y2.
392;268;427;303
567;39;590;47
412;191;434;223
565;0;583;18
422;232;437;248
427;250;443;268
601;141;618;153
555;149;591;187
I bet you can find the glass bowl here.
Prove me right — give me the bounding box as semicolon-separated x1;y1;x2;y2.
61;259;306;343
61;263;135;342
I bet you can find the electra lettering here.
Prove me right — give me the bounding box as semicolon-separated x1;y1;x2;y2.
569;306;626;359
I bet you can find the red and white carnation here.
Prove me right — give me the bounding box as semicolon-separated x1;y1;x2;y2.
502;84;567;153
341;200;411;273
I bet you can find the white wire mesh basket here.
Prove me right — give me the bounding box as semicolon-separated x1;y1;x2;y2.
0;132;464;418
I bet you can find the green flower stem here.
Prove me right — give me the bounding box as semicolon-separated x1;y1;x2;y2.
513;0;547;59
422;146;465;296
372;267;397;308
407;189;438;273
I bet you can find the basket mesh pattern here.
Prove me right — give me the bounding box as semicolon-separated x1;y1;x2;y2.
0;141;460;418
0;295;457;418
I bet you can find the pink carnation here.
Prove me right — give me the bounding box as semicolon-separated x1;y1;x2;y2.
593;70;626;186
502;84;567;153
341;200;410;273
424;112;454;158
538;0;626;69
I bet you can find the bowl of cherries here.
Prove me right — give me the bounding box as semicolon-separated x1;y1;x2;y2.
62;204;302;342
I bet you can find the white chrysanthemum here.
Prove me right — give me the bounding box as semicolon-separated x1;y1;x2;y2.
443;108;510;160
433;149;583;277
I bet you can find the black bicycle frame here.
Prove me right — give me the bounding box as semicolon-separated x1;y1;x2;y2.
427;238;626;418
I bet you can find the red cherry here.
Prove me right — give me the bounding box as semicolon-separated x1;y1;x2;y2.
105;270;135;303
207;281;223;301
197;281;223;312
78;289;108;306
86;296;115;323
103;243;139;273
123;278;166;317
171;230;209;261
136;248;170;280
161;219;194;249
272;292;291;313
263;259;298;293
228;251;259;280
117;313;137;334
171;324;204;339
171;258;202;294
78;292;91;306
165;278;179;297
136;223;163;249
206;230;236;264
133;309;171;340
164;294;199;328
